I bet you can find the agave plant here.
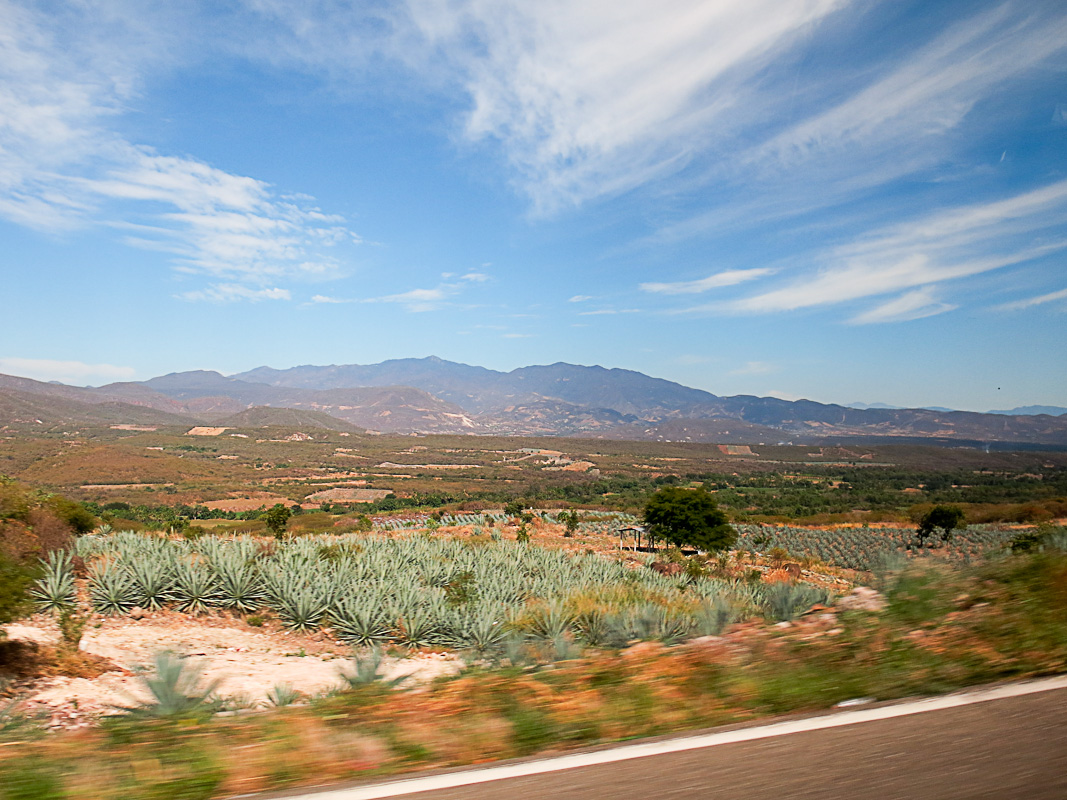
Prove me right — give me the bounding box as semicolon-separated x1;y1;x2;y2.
339;647;410;689
394;607;438;649
89;560;137;616
128;557;174;611
265;683;302;707
331;598;391;646
575;607;616;647
171;557;223;615
456;609;508;654
31;550;76;613
692;596;737;637
760;581;832;622
116;651;221;719
526;602;574;641
267;572;330;632
202;540;266;613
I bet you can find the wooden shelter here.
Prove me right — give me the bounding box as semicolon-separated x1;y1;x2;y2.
617;525;648;551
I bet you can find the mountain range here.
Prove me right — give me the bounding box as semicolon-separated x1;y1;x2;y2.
1;357;1065;447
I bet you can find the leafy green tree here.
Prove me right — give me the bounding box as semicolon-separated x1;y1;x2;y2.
263;504;292;538
43;495;96;534
503;499;527;518
643;487;735;553
563;509;580;538
917;505;965;546
515;523;530;544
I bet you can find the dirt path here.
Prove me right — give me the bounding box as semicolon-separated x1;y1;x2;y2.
3;614;461;728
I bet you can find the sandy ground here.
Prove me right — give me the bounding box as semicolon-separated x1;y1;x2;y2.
2;614;462;728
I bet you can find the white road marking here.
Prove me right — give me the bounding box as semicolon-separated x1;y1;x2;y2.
292;676;1067;800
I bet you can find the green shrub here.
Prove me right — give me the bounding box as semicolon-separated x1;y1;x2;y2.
0;552;37;627
0;757;65;800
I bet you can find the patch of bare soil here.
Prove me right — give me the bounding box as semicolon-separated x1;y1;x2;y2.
2;612;461;728
200;492;291;511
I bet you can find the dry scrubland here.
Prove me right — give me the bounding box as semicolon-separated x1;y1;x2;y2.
3;423;1065;529
1;423;1066;798
1;526;1065;799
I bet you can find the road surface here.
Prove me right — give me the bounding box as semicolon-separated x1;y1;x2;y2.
267;676;1067;800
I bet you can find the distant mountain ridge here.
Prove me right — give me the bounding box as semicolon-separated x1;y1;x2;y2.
234;357;1067;446
2;357;1065;446
850;401;1067;416
987;405;1067;417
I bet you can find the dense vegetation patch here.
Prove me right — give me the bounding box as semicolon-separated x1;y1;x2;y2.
2;540;1065;799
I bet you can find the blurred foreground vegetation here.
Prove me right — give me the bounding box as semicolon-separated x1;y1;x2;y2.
1;537;1065;799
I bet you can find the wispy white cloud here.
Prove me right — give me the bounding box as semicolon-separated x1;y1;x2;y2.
396;1;1067;222
309;294;353;304
407;0;846;212
642;4;1067;247
757;6;1067;171
177;284;292;303
641;268;773;295
372;286;451;312
0;356;136;384
712;180;1067;318
362;271;490;312
996;287;1067;312
502;333;533;339
0;3;360;296
568;295;593;303
848;288;956;325
578;308;641;316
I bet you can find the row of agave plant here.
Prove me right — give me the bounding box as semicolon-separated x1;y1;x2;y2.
30;531;832;652
734;524;1016;571
374;511;638;531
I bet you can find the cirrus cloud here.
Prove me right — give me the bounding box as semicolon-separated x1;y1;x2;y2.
641;268;773;295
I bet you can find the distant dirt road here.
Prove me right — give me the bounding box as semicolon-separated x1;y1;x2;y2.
278;677;1067;800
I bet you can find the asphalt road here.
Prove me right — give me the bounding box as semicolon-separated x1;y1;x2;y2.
276;678;1067;800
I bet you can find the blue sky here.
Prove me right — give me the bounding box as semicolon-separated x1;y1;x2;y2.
1;0;1065;412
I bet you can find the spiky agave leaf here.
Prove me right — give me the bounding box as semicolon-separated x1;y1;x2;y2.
266;571;330;632
692;596;737;637
171;557;223;615
526;602;575;641
265;683;302;707
331;597;390;646
115;651;221;718
760;581;831;622
88;560;137;616
575;607;614;647
338;646;410;689
31;550;76;613
201;542;265;612
128;556;174;611
460;609;508;655
394;607;437;649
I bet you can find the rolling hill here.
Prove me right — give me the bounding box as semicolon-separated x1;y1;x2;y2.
214;406;365;432
234;357;1067;446
0;388;197;432
4;358;1066;446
